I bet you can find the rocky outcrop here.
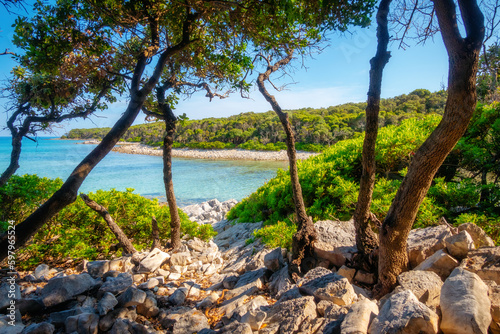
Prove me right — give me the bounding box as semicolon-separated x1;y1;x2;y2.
183;199;238;225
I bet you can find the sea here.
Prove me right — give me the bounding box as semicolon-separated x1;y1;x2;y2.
0;137;286;206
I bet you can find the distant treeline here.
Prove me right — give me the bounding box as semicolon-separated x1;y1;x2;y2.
63;89;447;152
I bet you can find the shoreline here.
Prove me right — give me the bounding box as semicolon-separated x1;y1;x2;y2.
79;139;319;161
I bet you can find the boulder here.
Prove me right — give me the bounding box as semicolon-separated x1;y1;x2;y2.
137;291;159;318
462;247;500;284
354;270;376;285
86;260;110;278
224;268;267;300
170;252;192;266
160;308;210;334
488;282;500;334
40;273;96;307
298;267;356;306
269;265;294;299
264;247;284;272
369;290;439;334
169;287;188;306
407;225;453;268
340;298;378;334
413;249;459;280
458;223;495;248
98;272;133;296
117;287;147;307
240;309;266;331
272;296;317;333
313;220;357;267
445;230;475;260
337;265;356;283
98;308;137;332
440;267;491;334
137;248;170;273
397;270;443;308
138;278;159;290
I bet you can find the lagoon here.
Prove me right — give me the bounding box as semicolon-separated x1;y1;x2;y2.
0;137;286;206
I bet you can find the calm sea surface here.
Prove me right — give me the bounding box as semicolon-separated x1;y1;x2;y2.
0;137;286;206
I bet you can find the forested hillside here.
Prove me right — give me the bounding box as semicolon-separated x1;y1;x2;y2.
63;89;447;151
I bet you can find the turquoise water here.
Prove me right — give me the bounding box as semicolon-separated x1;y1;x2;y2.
0;137;286;206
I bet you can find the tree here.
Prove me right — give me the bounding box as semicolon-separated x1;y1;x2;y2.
375;0;485;297
352;0;391;271
477;43;500;101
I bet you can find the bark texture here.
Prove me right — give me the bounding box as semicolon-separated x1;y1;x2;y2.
375;0;484;298
80;193;137;254
151;216;161;250
353;0;392;270
257;52;317;279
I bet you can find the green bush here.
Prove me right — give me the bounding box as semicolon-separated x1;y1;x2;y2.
1;175;216;269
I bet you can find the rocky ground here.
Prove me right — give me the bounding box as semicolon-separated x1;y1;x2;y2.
1;199;499;334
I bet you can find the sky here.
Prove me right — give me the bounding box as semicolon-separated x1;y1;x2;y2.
0;3;450;137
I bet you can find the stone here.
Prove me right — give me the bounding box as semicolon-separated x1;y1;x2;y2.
196;292;219;309
224;268;267;300
138;278;159;290
97;292;118;316
354;270;376;285
222;275;239;290
33;264;51;280
98;272;133;296
170;265;187;274
397;270;443;308
273;296;317;333
413;249;459;280
445;230;475;260
484;281;500;334
65;312;99;334
369;290;439;334
117;287;147;307
137;291;159;318
157;269;170;277
170;252;193;267
219;295;249;320
17;298;44;315
169;287;188;305
21;322;55;334
0;282;20;310
225;296;269;323
340;298;379;334
161;308;210;334
240;309;266;330
98;308;137;332
269;265;294;299
337;265;356;283
217;321;253;334
168;272;182;280
137;248;170;273
41;273;96;307
186;237;208;252
298;267;356;305
86;260;110;278
407;225;453;268
440;267;491;334
313;220;357;266
462;247;500;284
458;223;495;248
264;247;284;272
108;319;130;334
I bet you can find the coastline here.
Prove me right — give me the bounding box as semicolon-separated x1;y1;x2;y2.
79;139;319;161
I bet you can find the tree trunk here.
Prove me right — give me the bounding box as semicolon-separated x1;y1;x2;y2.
80;193;137;254
163;110;182;250
0;131;26;188
151;216;161;250
353;0;391;270
256;52;317;279
375;0;484;298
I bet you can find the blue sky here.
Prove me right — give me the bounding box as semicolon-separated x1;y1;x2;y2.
0;4;449;137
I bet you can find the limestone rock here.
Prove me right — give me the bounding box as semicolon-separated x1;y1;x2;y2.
298;267;356;305
224;268;267;300
340;298;378;334
269;265;293;299
98;308;137;332
273;296;317;334
354;270;375;285
98;272;133;296
65;312;99;334
137;291;159;318
41;273;96;307
445;230;475;260
313;220;357;267
169;287;188;305
240;309;266;331
170;252;192;266
264;247;284;272
117;287;147;307
33;264;51;281
97;292;118;316
86;260;110;278
407;225;453;268
139;278;159;290
196;292;219;309
369;290;439;334
462;247;500;285
413;249;459;280
161;308;210;334
217;321;253;334
137;248;170;273
458;223;495;248
397;270;443;308
440;267;491;334
337;266;356;283
21;322;55;334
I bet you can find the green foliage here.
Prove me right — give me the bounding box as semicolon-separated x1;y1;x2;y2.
454;213;500;245
64;90;448;152
253;221;296;250
1;175;215;269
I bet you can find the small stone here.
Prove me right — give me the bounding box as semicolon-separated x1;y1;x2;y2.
337;265;356;283
87;260;110;278
299;267;356;305
354;270;376;285
169;287;188;305
138;278;159;290
117;287;147;307
440;267;491;334
21;322;55;334
168;272;182;280
458;223;495;248
407;225;453;268
157;268;170;277
34;264;51;280
341;298;379;334
160;308;209;333
264;247;284;272
137;291;159;318
274;296;317;333
65;313;99;334
196;292;219;308
170;252;192;266
445;230;475;260
240;309;266;330
137;248;170;273
462;247;500;285
397;270;443;308
99;272;133;296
